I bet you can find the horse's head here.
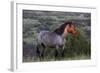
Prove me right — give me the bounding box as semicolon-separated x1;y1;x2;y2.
54;22;77;37
64;22;77;37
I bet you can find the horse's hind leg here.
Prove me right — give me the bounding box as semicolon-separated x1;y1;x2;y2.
36;46;42;61
36;45;40;57
36;44;45;61
36;45;42;57
55;48;58;58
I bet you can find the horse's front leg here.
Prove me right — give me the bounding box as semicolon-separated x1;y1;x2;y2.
55;45;59;58
61;40;66;57
58;45;64;57
55;45;64;58
61;46;65;57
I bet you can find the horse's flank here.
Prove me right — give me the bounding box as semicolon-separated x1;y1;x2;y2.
37;31;64;48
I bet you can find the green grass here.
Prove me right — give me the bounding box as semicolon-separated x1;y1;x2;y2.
23;54;90;62
23;27;91;62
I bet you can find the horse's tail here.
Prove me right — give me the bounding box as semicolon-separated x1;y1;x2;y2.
36;32;42;46
36;31;49;45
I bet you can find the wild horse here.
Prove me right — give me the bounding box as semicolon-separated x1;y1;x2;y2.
36;22;77;59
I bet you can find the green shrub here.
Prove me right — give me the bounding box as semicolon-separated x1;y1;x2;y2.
64;28;91;58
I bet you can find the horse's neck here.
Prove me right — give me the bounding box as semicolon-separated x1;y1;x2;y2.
62;31;68;38
62;26;68;38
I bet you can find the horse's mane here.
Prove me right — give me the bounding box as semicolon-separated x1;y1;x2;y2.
54;22;72;35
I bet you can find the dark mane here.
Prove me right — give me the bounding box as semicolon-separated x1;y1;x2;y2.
54;22;72;35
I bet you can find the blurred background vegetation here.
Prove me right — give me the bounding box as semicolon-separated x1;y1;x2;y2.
23;10;91;62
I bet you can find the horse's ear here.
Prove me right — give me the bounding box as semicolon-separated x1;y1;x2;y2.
64;22;73;26
67;24;72;27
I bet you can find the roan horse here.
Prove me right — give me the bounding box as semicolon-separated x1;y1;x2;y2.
36;22;77;59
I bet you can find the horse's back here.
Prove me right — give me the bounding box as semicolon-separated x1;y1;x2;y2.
37;31;64;47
